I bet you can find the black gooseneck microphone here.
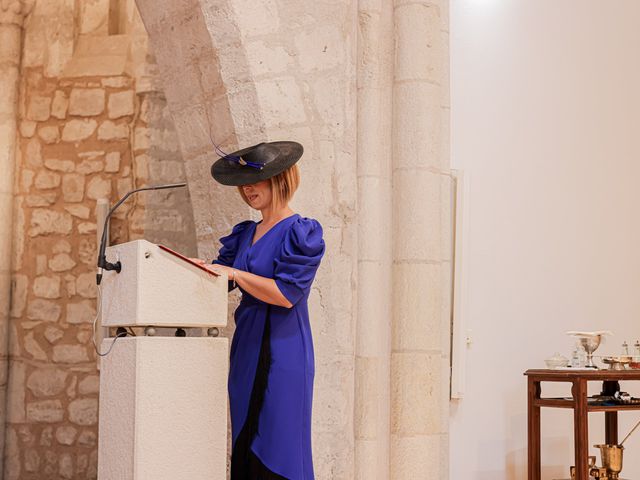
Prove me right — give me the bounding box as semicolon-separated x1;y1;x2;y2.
96;182;187;285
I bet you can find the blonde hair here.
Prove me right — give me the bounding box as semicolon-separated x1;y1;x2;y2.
237;164;300;209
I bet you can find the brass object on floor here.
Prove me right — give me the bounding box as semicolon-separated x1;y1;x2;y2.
569;456;607;479
594;444;624;479
568;445;624;480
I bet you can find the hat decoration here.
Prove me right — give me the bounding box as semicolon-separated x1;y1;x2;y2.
207;130;304;186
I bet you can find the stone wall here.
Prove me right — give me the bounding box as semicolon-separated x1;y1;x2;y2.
3;0;197;477
2;0;452;478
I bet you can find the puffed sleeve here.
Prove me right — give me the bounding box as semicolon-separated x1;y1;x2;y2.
212;220;253;291
273;217;326;307
211;220;252;267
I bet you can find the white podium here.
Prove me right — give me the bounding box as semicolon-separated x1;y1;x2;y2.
97;240;229;480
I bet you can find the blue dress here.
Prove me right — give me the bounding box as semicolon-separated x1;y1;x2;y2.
212;213;325;480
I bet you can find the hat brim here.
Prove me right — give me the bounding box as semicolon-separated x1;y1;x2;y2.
211;141;303;186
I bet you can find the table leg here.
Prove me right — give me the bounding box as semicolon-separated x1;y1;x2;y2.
573;379;589;480
528;378;541;480
605;411;618;445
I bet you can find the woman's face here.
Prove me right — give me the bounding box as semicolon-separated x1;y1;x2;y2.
242;179;272;210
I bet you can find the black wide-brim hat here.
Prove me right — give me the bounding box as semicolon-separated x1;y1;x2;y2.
210;141;303;186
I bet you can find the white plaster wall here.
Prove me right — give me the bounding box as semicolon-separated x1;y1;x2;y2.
450;1;640;479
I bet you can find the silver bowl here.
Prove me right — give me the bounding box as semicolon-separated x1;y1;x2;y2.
577;336;602;368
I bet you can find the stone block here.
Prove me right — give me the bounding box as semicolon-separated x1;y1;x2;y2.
354;356;380;439
56;426;78;446
53;239;72;253
20;170;34;191
33;276;61;299
78;429;96;447
25;138;43;168
294;24;345;73
358;176;391;261
98;120;129;140
25;193;58;207
27;400;65;423
34;171;61;189
393;82;442;169
24;449;40;472
45;158;75;172
355;439;379;480
40;427;53;447
64;205;90;219
117;177;132;197
233;0;280;36
52;90;69;119
27;369;68;397
76;272;97;299
394;3;442;83
62;119;98;142
26;299;62;321
79;0;110;34
69;398;98;425
20;120;37;137
44;326;64;344
86;176;111;200
63;35;130;77
78;222;97;234
390;433;442;480
108;90;135;118
134;126;150;149
36;254;47;275
390;352;441;435
29;209;73;236
69;88;106;116
66;301;95;324
49;253;76;272
67;376;77;398
24;332;48;360
79;375;99;394
27;95;52;121
59;453;74;479
245;40;292;76
254;77;306;125
105;151;120;172
76;159;104;174
392;169;442;261
62;174;85;202
102;76;130;88
53;345;89;363
38;126;60;144
392;263;442;351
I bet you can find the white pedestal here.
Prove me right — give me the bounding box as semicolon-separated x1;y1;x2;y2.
97;336;229;480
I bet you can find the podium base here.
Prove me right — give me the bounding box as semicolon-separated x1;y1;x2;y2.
98;336;228;480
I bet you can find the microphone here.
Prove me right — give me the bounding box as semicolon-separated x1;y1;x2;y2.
96;182;187;285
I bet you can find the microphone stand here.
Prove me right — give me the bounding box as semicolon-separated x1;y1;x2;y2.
96;182;187;285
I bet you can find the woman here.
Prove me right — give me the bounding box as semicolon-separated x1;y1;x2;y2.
194;141;325;479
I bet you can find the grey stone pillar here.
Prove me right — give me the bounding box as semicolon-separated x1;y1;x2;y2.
355;0;394;478
0;0;33;474
390;0;451;478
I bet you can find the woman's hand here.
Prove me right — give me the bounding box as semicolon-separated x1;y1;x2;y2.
202;263;233;278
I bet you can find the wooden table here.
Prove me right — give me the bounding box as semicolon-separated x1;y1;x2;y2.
525;369;640;480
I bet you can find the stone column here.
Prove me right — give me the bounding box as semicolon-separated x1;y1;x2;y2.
355;0;394;478
390;1;451;479
0;0;33;469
